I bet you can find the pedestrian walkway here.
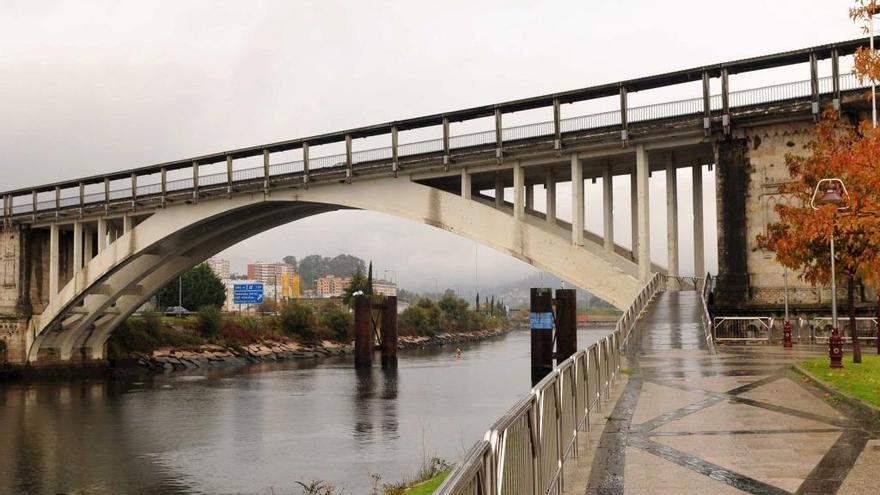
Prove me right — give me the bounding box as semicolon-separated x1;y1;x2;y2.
586;290;880;495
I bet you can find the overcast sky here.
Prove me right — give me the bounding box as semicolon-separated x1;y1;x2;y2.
0;0;863;294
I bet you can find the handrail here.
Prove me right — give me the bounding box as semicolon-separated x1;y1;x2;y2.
436;272;665;495
698;273;715;352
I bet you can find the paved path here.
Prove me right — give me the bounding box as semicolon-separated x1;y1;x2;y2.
586;290;880;495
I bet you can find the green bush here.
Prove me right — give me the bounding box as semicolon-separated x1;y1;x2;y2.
318;300;353;342
239;316;262;333
400;298;442;336
196;305;223;339
280;301;318;341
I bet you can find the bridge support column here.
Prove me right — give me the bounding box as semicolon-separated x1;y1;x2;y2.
97;218;107;253
354;295;372;369
123;214;132;235
666;156;679;288
545;168;556;225
530;288;553;386
0;226;32;366
554;288;576;363
692;164;705;277
380;296;397;369
460;168;471;200
630;169;638;260
494;172;504;207
73;221;83;272
84;226;94;263
525;182;534;212
49;223;59;298
603;161;614;252
571;154;584;246
636;145;651;282
513;161;524;220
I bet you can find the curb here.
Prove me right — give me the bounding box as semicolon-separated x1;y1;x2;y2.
790;364;880;419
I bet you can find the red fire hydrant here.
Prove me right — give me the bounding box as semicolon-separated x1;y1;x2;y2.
783;321;792;348
829;327;844;369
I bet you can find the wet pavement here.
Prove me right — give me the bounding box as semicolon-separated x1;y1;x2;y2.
585;291;880;495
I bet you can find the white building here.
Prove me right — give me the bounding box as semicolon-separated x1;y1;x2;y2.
206;257;230;280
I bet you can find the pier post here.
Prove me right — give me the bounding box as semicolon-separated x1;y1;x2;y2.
530;288;553;386
354;295;372;369
381;296;398;368
555;289;577;363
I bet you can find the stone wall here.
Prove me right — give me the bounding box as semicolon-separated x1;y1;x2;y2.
0;226;31;365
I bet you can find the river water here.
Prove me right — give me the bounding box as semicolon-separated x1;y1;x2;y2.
0;327;612;494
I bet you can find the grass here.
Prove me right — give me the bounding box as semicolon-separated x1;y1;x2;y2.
403;468;451;495
800;354;880;408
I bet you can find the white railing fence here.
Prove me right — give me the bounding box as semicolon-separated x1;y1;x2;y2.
436;273;665;495
712;316;774;342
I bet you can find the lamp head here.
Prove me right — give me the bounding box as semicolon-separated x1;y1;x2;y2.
816;181;845;207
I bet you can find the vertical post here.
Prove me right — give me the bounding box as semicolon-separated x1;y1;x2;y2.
619;86;629;143
636;145;651;282
354;295;372;369
810;52;820;120
130;174;136;209
721;68;730;134
73;221;83;272
530;288;553;386
345;134;353;182
571;154;584;246
103;177;110;212
192;161;199;202
84;225;94;263
513;161;524;220
31;190;37;220
494;172;504;207
692;164;705;277
226;155;234;197
545;168;557;225
555;289;577;363
390;127;399;177
603;161;614;252
442;117;450;170
553;98;562;150
630;169;638;260
160;167;167;207
495;108;503;162
831;48;841;112
381;296;398;369
665;155;679;287
78;181;85;216
525;182;534;211
49;222;59;298
263;149;271;192
702;71;712;134
123;214;132;234
97;217;107;253
460;168;472;200
54;186;60;215
303;142;310;186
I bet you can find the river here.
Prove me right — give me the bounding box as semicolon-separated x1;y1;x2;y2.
0;327;613;494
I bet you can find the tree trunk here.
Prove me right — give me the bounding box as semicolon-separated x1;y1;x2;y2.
850;276;861;364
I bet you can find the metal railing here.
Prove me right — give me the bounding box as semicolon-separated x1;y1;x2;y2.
436;273;664;495
712;316;774;341
0;72;870;218
801;316;879;342
698;274;715;351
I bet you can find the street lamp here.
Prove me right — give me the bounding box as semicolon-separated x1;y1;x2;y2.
811;178;849;368
871;3;878;127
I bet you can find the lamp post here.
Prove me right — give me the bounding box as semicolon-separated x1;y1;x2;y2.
811;178;849;368
871;4;878;127
782;266;792;348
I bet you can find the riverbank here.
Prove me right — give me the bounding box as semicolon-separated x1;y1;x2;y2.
128;325;516;373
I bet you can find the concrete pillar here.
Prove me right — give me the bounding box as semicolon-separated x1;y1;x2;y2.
692;164;705;277
72;221;83;272
630;169;638;259
49;223;59;297
571;154;584;246
636;145;651;282
123;214;132;234
602;162;614;252
513;161;524;220
666;157;679;283
494;172;504;207
84;227;94;263
525;183;534;211
460;168;472;200
545;168;557;225
97;217;107;252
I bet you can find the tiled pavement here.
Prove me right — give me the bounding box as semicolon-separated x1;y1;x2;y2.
585;291;880;495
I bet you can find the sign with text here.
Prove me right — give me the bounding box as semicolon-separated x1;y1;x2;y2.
530;312;554;330
233;284;264;305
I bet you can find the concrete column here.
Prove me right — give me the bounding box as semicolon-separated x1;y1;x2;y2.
494;172;504;207
666;157;679;287
72;221;83;272
636;145;651;282
97;218;107;252
692;163;705;277
84;227;94;263
460;168;472;200
630;169;638;259
49;223;59;297
525;183;534;211
571;154;584;246
602;161;614;252
123;214;132;234
545;168;557;225
513;161;524;220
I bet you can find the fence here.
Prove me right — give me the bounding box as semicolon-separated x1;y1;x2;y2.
436;273;665;495
698;274;715;351
712;316;774;342
800;317;879;342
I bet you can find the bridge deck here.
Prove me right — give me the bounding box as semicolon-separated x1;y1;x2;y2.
585;291;880;494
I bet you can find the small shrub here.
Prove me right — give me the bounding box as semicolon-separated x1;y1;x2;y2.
196;305;223;339
221;323;259;346
280;301;318;341
239;316;261;333
318;300;353;342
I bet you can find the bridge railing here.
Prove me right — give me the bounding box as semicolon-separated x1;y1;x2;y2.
712;316;775;342
436;273;664;495
799;316;879;343
0;69;870;218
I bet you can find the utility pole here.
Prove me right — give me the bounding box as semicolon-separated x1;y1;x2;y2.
178;275;182;317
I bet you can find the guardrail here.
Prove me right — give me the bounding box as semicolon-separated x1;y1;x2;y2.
698;274;715;351
436;273;665;495
800;317;879;342
712;316;774;341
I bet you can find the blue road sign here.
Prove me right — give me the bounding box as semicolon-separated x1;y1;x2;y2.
233;284;264;304
530;312;554;330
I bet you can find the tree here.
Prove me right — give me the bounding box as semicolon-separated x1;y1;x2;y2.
318;300;353;342
342;265;371;306
757;115;880;363
196;305;223;339
157;263;226;310
282;256;298;271
280;301;318;341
